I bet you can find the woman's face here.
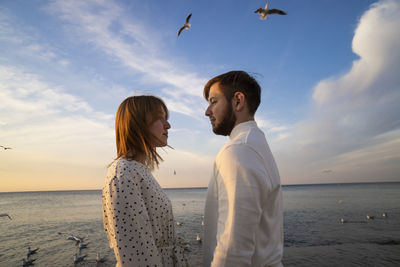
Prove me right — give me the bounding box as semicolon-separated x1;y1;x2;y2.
148;108;170;147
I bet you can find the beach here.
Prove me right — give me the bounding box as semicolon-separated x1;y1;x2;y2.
0;183;399;266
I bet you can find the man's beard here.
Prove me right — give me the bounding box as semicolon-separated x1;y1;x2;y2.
213;104;236;136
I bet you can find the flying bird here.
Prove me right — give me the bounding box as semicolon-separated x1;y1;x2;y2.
0;145;12;150
0;213;12;220
27;247;39;257
74;254;86;264
177;13;192;37
255;2;287;20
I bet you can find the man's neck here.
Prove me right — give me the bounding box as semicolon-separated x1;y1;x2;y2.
233;116;254;128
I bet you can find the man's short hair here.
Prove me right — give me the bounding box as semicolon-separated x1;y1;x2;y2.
203;70;261;115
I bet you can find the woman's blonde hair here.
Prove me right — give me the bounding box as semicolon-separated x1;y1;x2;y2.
115;95;169;170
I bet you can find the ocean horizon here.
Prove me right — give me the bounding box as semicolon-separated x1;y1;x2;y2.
2;180;399;194
1;182;399;266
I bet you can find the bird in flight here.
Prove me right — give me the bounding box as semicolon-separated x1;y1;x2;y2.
255;2;287;20
178;13;192;37
0;213;12;220
27;247;39;258
0;145;12;150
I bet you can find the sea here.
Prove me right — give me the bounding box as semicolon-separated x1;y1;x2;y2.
1;182;399;267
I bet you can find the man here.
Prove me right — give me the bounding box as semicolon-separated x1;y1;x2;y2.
203;71;283;267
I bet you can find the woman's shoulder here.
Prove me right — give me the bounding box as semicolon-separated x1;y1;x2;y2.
106;158;149;183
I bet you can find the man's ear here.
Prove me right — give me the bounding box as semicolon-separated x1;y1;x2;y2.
232;92;245;111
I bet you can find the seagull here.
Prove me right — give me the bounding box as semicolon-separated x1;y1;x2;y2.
184;244;191;252
176;222;183;226
0;145;12;150
0;213;12;220
67;235;83;243
96;253;106;263
255;2;287;20
196;234;202;243
382;212;388;218
27;247;39;257
177;13;192;37
366;215;375;220
78;242;88;250
74;254;86;264
22;258;36;266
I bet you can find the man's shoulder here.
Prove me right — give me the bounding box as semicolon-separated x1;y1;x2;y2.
216;142;259;165
216;125;271;165
225;126;267;151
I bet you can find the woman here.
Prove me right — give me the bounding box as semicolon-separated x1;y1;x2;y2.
102;95;188;267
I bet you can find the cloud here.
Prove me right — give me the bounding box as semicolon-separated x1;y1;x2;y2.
0;64;119;191
45;0;207;118
0;65;114;159
273;0;400;184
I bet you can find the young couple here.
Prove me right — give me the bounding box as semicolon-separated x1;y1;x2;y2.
102;71;284;267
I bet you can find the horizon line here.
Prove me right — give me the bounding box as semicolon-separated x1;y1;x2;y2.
1;181;399;194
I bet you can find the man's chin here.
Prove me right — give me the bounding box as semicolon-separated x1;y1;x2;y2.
212;127;230;136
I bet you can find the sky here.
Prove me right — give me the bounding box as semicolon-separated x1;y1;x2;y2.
1;0;399;192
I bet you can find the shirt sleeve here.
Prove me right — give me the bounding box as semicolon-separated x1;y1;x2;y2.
211;144;266;267
103;165;163;267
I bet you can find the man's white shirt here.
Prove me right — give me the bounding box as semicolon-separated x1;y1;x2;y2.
203;121;283;267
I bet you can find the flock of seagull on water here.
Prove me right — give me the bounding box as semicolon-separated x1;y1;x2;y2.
0;218;107;266
1;210;203;265
175;213;204;252
177;1;286;37
339;206;389;224
58;232;107;265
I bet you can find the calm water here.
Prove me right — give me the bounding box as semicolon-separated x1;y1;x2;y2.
0;183;399;266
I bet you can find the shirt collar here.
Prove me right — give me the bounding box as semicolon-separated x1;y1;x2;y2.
229;120;257;140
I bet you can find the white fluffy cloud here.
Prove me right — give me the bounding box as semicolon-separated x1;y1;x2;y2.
273;0;400;184
45;0;207;118
0;65;115;191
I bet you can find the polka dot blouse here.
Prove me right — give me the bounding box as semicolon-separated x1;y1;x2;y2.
102;158;188;267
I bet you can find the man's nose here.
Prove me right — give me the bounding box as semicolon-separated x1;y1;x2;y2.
205;106;211;116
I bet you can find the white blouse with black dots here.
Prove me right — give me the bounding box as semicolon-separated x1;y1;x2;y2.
102;158;188;267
